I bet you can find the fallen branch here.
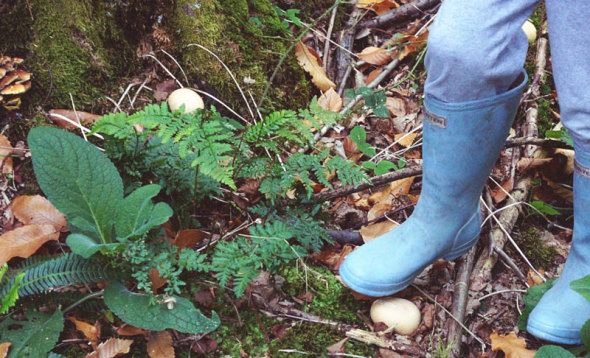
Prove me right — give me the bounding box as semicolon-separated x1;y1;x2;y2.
327;229;363;245
314;165;423;201
447;246;476;356
359;0;440;29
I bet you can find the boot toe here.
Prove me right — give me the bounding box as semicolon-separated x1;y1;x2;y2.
339;256;415;297
527;308;582;345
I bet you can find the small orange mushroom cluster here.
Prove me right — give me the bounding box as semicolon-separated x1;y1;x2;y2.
0;56;32;111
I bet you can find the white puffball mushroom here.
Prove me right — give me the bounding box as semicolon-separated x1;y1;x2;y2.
370;297;421;335
522;20;537;44
167;88;205;113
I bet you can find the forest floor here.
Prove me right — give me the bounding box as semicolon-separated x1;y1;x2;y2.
0;1;580;357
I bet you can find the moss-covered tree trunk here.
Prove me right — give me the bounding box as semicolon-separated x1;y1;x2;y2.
0;0;310;115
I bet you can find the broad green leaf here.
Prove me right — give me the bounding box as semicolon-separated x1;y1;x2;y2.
530;200;561;215
350;126;377;156
103;281;220;334
362;162;377;170
28;127;123;244
375;160;397;175
581;319;590;352
519;278;556;331
115;184;172;241
534;345;576;358
571;275;590;303
66;234;122;258
0;308;64;358
373;106;390;118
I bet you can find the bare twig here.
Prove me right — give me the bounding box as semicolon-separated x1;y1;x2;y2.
447;246;476;356
494;245;526;280
323;0;340;74
359;0;440;29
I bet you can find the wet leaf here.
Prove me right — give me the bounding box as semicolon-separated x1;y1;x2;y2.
0;135;13;174
295;41;335;91
11;195;67;231
490;332;536;358
147;330;174;358
317;88;342;112
67;317;100;343
534;345;575;358
359;221;398;242
86;338;133;358
48;109;100;129
358;47;392;66
0;224;59;266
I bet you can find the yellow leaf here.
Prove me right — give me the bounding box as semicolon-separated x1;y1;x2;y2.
317;88;342;112
527;268;545;287
86;338;133;358
356;0;400;15
358;46;392;66
0;225;59;266
67;317;100;342
0;135;13;174
394;132;417;148
0;342;11;358
389;176;415;197
12;195;67;232
490;332;536;358
359;221;398;242
385;97;406;117
147;331;175;358
295;41;335;91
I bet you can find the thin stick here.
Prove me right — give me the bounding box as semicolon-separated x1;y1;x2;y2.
47;113;104;140
494;245;526;281
187;44;255;120
412;285;487;352
323;0;340;72
359;0;441;29
447;246;476;356
192;88;248;124
68;93;86;141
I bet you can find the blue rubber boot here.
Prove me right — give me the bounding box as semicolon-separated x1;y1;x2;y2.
526;157;590;345
339;70;527;297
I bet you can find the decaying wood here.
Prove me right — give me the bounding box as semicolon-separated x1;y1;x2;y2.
327;229;363;245
359;0;441;29
447;246;476;356
504;136;569;149
470;176;534;289
523;106;539;157
335;8;362;86
532;37;548;97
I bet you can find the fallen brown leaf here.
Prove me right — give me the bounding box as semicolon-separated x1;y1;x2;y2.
67;317;100;343
172;229;209;250
489;178;513;204
12;195;67;231
394;132;417;148
318;88;342;112
295;41;335;91
359;220;398;242
0;342;10;358
0;224;59;266
147;330;174;358
358;46;392;66
86;338;133;358
396;31;428;61
116;324;149;337
327;337;349;354
527;268;546;287
490;332;536;358
366;68;383;85
356;0;400;15
311;244;354;271
148;268;167;294
0;135;13;174
385;97;406;117
48;109;100;129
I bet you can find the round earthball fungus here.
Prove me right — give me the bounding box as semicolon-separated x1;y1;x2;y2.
522;20;537;44
167;88;205;113
370;297;421;335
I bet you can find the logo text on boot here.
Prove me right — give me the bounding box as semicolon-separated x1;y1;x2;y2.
424;108;446;128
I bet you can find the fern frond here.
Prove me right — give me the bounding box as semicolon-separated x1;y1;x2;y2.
0;253;122;298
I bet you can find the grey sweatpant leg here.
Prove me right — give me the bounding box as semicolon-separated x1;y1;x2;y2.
424;0;590;165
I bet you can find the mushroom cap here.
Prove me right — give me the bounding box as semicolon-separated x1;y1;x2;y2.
13;69;31;83
0;73;18;88
1;81;31;95
0;68;6;79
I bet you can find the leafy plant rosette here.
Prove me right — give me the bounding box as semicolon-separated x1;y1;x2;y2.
0;127;219;357
520;275;590;357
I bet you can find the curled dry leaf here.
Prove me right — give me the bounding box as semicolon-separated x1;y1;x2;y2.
0;224;59;266
147;330;175;358
527;268;545;287
490;332;536;358
489;178;513;204
0;342;10;358
148;268;167;294
86;338;133;358
395;31;429;61
67;317;100;343
295;40;335;91
317;88;342;112
359;220;398;242
327;337;349;354
0;134;13;174
48;109;101;129
358;46;392;66
11;195;67;232
356;0;401;15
